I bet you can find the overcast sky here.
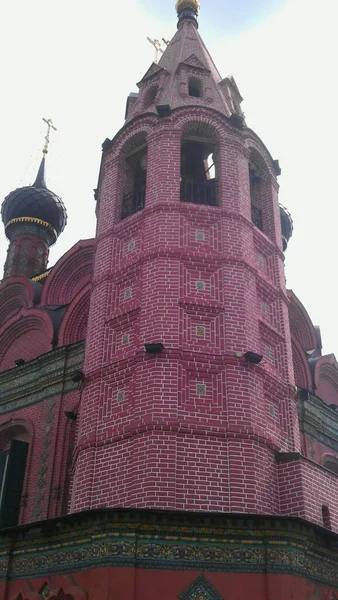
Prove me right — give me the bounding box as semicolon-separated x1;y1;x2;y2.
0;0;337;356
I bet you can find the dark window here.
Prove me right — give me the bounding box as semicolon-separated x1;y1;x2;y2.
188;78;202;98
180;139;219;206
0;439;28;527
121;144;147;219
323;457;338;475
322;505;331;529
144;86;159;109
249;164;263;231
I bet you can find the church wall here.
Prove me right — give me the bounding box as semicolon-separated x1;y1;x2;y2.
302;433;338;470
72;106;299;517
278;454;338;531
0;510;337;600
0;343;84;525
0;390;79;524
3;569;334;600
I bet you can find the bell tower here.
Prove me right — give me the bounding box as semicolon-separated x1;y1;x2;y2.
71;0;297;515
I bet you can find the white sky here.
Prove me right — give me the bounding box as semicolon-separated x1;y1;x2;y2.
0;0;337;356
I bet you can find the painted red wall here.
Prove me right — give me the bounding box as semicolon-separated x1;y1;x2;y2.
2;567;335;600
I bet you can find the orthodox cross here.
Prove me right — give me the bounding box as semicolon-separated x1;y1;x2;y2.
42;118;57;155
147;37;164;63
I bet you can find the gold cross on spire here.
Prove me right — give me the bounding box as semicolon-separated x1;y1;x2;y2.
146;37;164;64
42;118;57;155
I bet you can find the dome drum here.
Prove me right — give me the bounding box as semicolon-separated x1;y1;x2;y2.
4;216;57;245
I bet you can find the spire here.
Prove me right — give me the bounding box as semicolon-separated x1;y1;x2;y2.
32;118;57;189
33;156;47;188
125;0;244;123
176;0;200;28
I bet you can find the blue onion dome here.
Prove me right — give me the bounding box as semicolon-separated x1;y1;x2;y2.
1;157;67;244
280;204;293;251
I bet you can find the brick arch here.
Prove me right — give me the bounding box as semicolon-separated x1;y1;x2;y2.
0;309;54;372
58;284;91;346
0;277;38;326
116;129;151;221
248;146;271;180
244;129;276;178
173;107;230;139
322;454;338;475
313;355;338;405
142;84;160;110
181;118;219;141
292;336;312;390
110;117;156;160
0;420;31;452
41;240;94;306
288;290;318;352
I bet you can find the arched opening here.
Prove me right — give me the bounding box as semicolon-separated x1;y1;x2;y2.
323;456;338;475
249;162;263;231
0;423;29;528
120;133;147;219
322;505;332;529
180;122;219;206
188;77;203;98
249;149;275;240
143;85;159;109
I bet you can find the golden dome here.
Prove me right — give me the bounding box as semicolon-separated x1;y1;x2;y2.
175;0;200;14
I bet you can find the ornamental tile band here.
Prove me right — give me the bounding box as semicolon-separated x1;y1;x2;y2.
1;511;338;586
179;576;223;600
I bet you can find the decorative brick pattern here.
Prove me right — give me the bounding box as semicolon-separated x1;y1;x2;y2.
179;576;223;600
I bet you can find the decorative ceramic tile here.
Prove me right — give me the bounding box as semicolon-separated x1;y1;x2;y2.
179;576;223;600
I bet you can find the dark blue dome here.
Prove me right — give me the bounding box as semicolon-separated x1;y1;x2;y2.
280;204;293;251
1;157;67;240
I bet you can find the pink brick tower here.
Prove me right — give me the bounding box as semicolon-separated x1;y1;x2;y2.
71;0;297;514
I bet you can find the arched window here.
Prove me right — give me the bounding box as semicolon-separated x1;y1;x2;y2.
180;121;219;206
249;162;263;231
120;133;148;219
188;77;203;98
143;85;159;109
323;456;338;475
0;423;29;528
249;149;275;240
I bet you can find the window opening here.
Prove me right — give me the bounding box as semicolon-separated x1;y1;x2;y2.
144;85;159;109
322;505;331;529
188;78;202;98
180;138;219;206
0;439;29;527
121;144;147;219
249;163;263;231
323;456;338;475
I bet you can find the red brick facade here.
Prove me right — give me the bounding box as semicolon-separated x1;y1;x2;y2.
1;3;338;599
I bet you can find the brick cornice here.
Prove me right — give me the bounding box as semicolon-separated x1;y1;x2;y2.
0;342;84;415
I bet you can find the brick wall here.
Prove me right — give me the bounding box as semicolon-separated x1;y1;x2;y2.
72;106;298;515
278;453;338;532
0;388;80;524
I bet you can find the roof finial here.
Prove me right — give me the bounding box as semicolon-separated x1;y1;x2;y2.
42;118;57;155
33;118;57;188
175;0;200;27
147;37;164;64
